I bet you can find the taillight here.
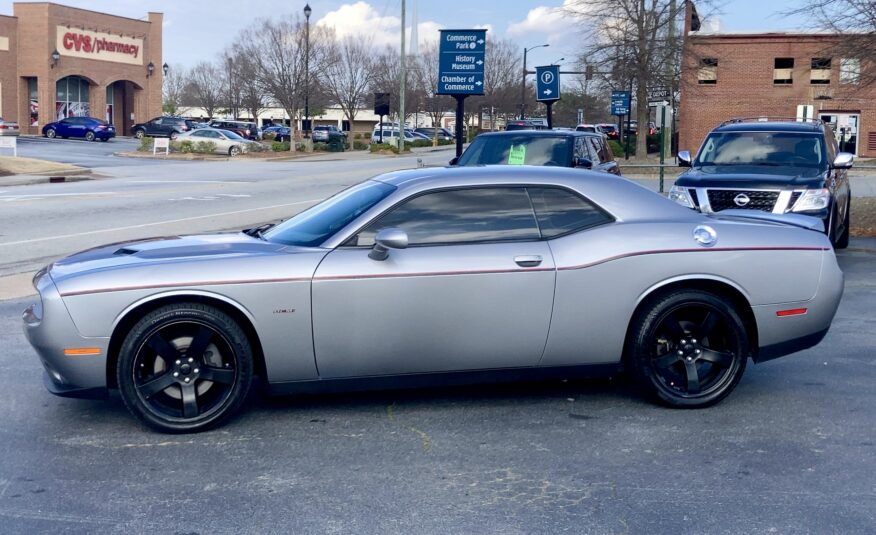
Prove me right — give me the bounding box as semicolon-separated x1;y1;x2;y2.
97;125;107;130
0;125;7;129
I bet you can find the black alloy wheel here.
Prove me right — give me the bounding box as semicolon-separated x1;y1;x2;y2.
628;290;748;408
46;128;56;139
85;130;96;142
836;197;850;249
118;303;253;433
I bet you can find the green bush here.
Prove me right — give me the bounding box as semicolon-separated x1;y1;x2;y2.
296;143;307;152
246;141;266;153
193;141;216;154
263;132;276;141
370;143;395;153
271;141;291;152
608;140;626;156
410;139;432;148
353;140;369;150
137;136;154;152
173;140;194;153
438;139;454;146
313;142;330;151
353;132;362;140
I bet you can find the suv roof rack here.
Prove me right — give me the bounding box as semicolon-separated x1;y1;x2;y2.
719;117;824;127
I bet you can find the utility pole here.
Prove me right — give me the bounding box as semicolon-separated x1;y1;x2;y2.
398;0;407;152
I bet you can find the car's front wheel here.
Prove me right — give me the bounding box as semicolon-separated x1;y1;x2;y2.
45;128;56;139
835;197;850;249
627;289;748;408
229;145;241;157
117;303;254;433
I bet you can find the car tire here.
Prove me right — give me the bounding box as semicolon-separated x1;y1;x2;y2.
85;131;95;142
170;131;179;140
117;303;254;433
134;129;145;139
229;146;240;157
835;197;850;249
627;289;749;408
45;128;56;139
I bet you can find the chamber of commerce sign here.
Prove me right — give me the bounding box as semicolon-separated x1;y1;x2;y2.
55;26;143;65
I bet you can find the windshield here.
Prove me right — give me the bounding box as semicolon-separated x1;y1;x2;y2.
263;181;397;247
457;135;572;166
696;132;826;168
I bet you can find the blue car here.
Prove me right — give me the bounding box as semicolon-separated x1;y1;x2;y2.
42;117;116;142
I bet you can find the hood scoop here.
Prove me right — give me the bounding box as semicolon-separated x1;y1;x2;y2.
114;247;139;256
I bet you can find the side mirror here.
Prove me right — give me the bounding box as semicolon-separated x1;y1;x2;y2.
449;157;459;166
574;157;593;169
677;150;692;167
832;152;854;169
369;228;409;261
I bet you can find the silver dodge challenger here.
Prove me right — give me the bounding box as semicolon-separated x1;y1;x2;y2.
23;166;844;433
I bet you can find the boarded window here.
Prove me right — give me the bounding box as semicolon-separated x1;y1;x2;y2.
774;58;794;84
840;58;860;85
810;58;831;84
698;58;718;85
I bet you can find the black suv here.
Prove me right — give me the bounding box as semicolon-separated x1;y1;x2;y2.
671;118;853;248
132;116;194;139
452;130;620;175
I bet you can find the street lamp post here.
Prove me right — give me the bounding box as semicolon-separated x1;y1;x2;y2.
226;56;233;118
519;43;548;120
304;3;312;141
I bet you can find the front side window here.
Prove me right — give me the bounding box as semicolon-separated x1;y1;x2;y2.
357;187;540;247
528;187;614;238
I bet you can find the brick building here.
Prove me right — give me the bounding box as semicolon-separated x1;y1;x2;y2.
678;3;875;158
0;3;163;136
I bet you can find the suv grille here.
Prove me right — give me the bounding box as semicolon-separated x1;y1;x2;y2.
707;189;778;212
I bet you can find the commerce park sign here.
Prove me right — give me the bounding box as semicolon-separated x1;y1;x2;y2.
55;26;143;65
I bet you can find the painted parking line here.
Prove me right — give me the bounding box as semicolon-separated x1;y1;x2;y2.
0;198;321;247
129;180;251;184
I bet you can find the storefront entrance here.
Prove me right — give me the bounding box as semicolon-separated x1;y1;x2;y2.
820;112;860;155
106;80;141;136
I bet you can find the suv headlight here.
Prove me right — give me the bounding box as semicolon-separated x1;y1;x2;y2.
669;185;695;208
791;188;831;212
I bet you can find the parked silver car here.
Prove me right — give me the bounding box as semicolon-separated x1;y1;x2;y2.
177;128;250;156
23;166;844;432
0;117;21;136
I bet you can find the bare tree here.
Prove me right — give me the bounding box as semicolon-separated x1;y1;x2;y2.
564;0;683;156
785;0;876;86
412;44;453;138
229;50;267;122
188;61;223;118
323;35;375;145
162;63;188;115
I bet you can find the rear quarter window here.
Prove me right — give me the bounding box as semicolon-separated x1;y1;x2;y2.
527;187;614;238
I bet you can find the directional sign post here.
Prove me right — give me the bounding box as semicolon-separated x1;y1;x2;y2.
535;65;560;129
610;90;632;159
438;29;487;157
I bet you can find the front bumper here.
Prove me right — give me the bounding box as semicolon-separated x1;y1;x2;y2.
23;271;109;399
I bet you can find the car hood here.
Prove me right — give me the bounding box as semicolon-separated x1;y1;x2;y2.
675;165;826;189
49;233;313;284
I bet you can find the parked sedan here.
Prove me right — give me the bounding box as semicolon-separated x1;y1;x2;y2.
177;128;250;156
42;117;115;141
24;166;843;433
0;117;21;136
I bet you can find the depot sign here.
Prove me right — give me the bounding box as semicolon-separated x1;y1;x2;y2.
55;26;143;66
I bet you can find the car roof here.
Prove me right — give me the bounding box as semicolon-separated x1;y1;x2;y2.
712;121;824;133
478;130;599;139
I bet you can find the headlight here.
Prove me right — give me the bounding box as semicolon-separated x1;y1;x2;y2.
791;188;831;212
669;185;695;208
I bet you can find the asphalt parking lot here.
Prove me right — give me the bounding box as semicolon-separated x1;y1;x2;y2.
0;241;873;534
13;136;177;168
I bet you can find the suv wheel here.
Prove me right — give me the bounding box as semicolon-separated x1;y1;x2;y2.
170;131;179;140
835;197;850;249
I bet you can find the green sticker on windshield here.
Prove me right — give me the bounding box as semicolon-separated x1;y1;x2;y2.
508;144;526;165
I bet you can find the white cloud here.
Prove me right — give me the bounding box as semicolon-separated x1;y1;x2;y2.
316;1;443;50
506;2;581;54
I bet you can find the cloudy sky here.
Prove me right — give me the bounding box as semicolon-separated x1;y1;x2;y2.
1;0;810;68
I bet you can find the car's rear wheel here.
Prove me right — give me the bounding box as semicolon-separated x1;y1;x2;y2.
85;131;95;142
835;197;850;249
45;128;56;139
229;145;240;157
117;303;253;433
134;129;145;139
627;289;748;408
170;131;179;140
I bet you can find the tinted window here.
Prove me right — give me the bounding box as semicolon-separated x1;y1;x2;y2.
264;181;397;247
587;136;607;163
358;187;540;247
528;187;613;238
457;135;572;166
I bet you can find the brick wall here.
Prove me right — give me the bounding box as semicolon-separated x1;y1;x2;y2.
0;15;18;121
679;31;876;158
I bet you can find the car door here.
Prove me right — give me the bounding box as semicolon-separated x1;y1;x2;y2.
589;136;620;175
311;186;557;378
823;127;851;228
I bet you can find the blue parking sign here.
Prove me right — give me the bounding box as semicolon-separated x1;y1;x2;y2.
611;91;631;115
535;65;560;102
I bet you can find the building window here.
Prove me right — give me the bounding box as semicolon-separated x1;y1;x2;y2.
55;75;91;120
27;78;39;126
810;58;831;85
840;58;860;85
774;58;794;84
106;85;114;124
698;58;718;85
